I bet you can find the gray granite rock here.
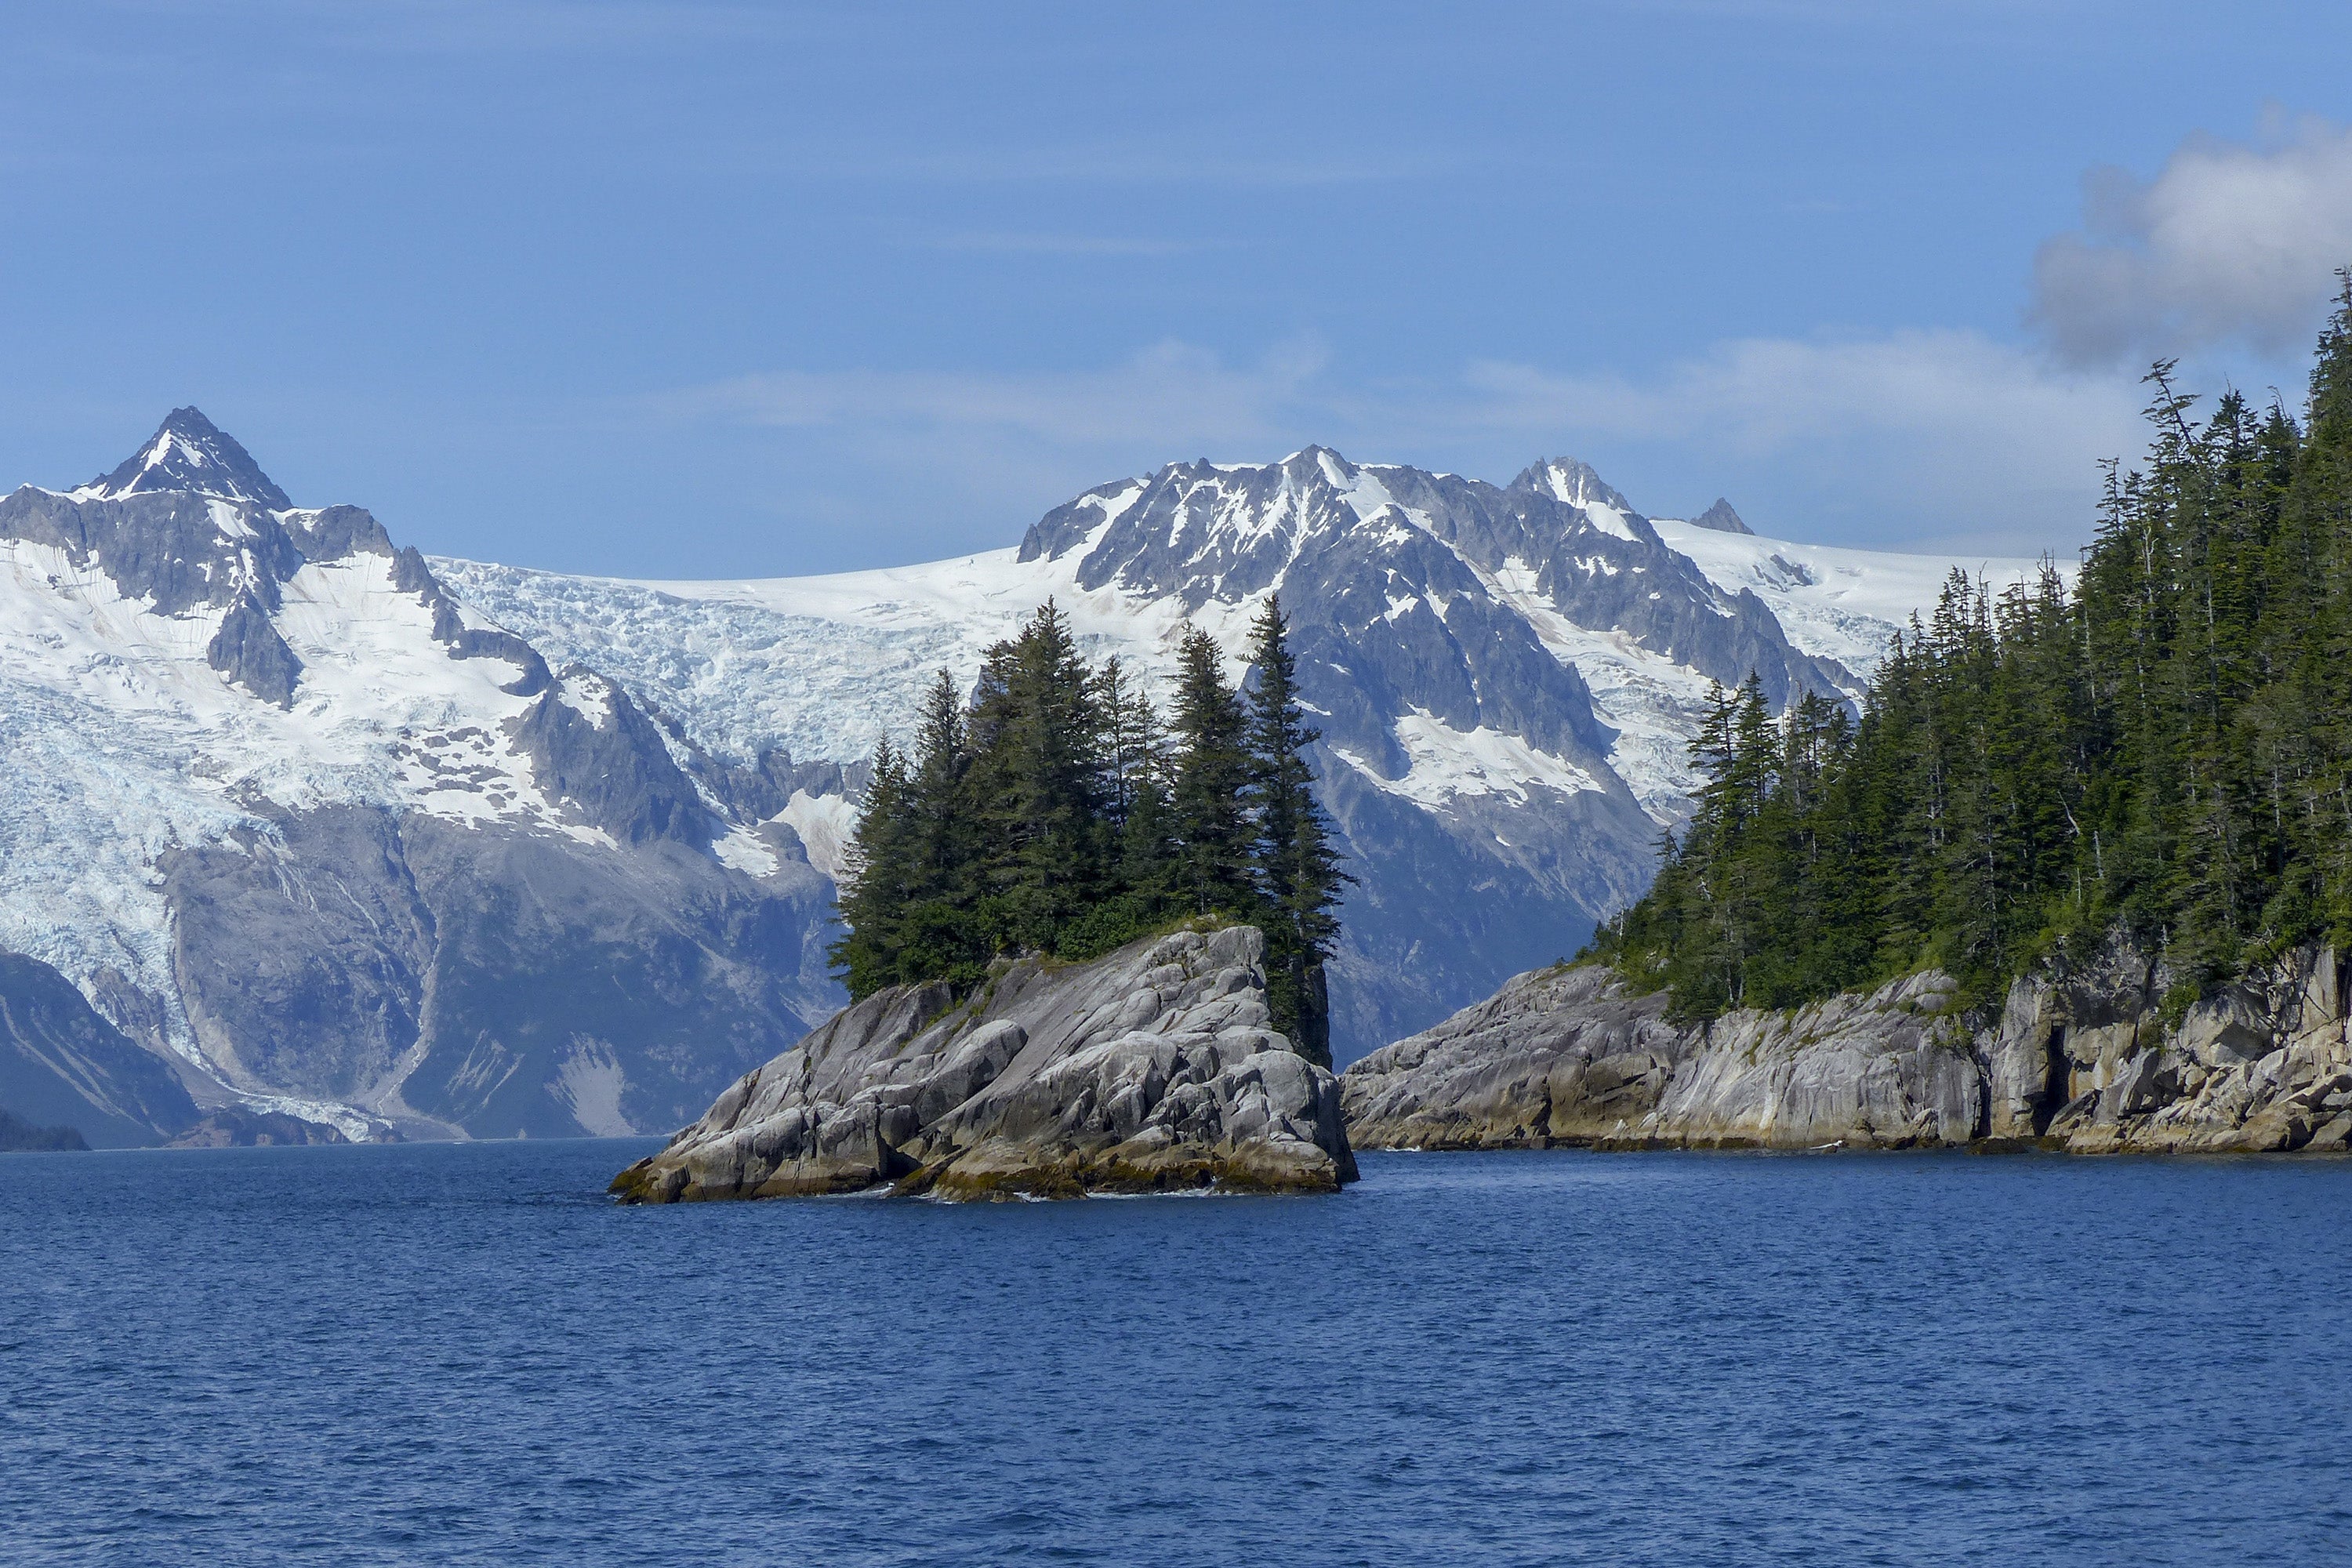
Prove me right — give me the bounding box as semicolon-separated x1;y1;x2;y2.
613;925;1357;1202
1345;941;2352;1156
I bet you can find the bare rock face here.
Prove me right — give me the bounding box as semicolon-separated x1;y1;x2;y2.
612;926;1358;1203
1338;964;1689;1149
1984;941;2352;1153
1345;964;1976;1151
1344;942;2352;1156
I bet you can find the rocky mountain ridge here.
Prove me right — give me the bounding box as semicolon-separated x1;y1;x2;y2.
0;410;843;1143
0;410;2053;1145
1342;940;2352;1156
444;447;2048;1065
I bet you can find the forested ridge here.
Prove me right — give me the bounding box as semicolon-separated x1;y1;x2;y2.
1595;283;2352;1022
830;597;1350;1064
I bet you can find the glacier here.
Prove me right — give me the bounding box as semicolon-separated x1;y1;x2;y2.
0;412;2058;1144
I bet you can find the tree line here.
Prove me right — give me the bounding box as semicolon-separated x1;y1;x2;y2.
829;596;1351;1064
1594;279;2352;1021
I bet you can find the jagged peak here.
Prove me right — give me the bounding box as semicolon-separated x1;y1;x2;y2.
1690;498;1754;535
1509;456;1635;517
83;407;292;510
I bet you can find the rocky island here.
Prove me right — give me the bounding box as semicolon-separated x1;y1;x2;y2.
1342;941;2352;1156
612;926;1356;1202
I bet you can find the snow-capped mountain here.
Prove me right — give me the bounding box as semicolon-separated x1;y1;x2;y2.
1;412;2059;1142
0;410;839;1142
439;448;2052;1063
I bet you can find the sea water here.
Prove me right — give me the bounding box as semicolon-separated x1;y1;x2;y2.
3;1142;2347;1566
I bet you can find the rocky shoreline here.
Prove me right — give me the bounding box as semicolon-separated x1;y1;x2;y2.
612;925;1356;1203
1341;942;2352;1156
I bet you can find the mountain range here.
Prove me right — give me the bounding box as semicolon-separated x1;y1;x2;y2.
0;409;2050;1144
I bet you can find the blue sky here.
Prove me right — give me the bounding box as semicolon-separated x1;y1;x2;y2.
5;1;2351;576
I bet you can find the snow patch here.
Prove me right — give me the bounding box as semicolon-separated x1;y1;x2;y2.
713;825;781;879
779;789;860;885
1340;708;1602;808
1650;517;2060;678
550;1040;633;1137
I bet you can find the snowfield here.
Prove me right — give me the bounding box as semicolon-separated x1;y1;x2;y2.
1649;516;2063;680
4;412;2069;1127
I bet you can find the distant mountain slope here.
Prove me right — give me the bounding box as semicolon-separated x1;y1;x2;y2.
438;448;1967;1063
0;951;198;1149
0;411;841;1141
1647;514;2059;679
0;413;2047;1116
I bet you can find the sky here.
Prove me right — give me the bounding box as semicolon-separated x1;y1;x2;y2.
5;1;2352;578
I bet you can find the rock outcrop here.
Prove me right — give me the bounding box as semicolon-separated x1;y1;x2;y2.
1344;941;2352;1156
0;952;200;1149
613;926;1357;1202
165;1108;354;1148
1980;940;2352;1153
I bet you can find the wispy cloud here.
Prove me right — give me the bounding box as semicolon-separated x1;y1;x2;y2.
152;0;815;54
920;232;1231;259
647;328;2148;556
648;339;1330;452
776;145;1443;188
2031;112;2352;368
1442;331;2146;549
1453;330;2140;470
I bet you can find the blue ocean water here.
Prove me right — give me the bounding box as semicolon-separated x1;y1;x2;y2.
3;1143;2348;1566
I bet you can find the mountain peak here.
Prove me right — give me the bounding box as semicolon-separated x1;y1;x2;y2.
1691;499;1753;535
1511;457;1634;517
85;408;292;510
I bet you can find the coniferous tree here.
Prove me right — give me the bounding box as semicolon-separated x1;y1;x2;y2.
1168;626;1255;917
827;739;915;996
826;601;1352;1005
1243;595;1351;1065
1592;285;2352;1020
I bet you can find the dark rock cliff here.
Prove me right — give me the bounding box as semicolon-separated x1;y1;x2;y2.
0;953;200;1148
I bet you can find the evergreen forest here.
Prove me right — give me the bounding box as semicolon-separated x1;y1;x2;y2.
829;597;1351;1063
1594;281;2352;1022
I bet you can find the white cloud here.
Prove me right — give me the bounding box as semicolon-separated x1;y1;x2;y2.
2031;114;2352;367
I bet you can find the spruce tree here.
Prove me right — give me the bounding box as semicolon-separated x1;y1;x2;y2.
828;601;1352;1004
1168;625;1255;917
829;739;915;997
1243;595;1351;1065
1595;293;2352;1020
962;601;1108;952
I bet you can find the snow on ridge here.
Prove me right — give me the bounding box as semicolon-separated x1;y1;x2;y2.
779;788;858;884
434;456;2050;845
1338;709;1602;810
1649;517;2064;678
0;535;622;1080
432;544;1271;779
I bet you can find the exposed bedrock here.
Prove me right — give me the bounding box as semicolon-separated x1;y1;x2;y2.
162;806;840;1139
0;952;201;1148
612;926;1358;1203
1342;940;2352;1156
